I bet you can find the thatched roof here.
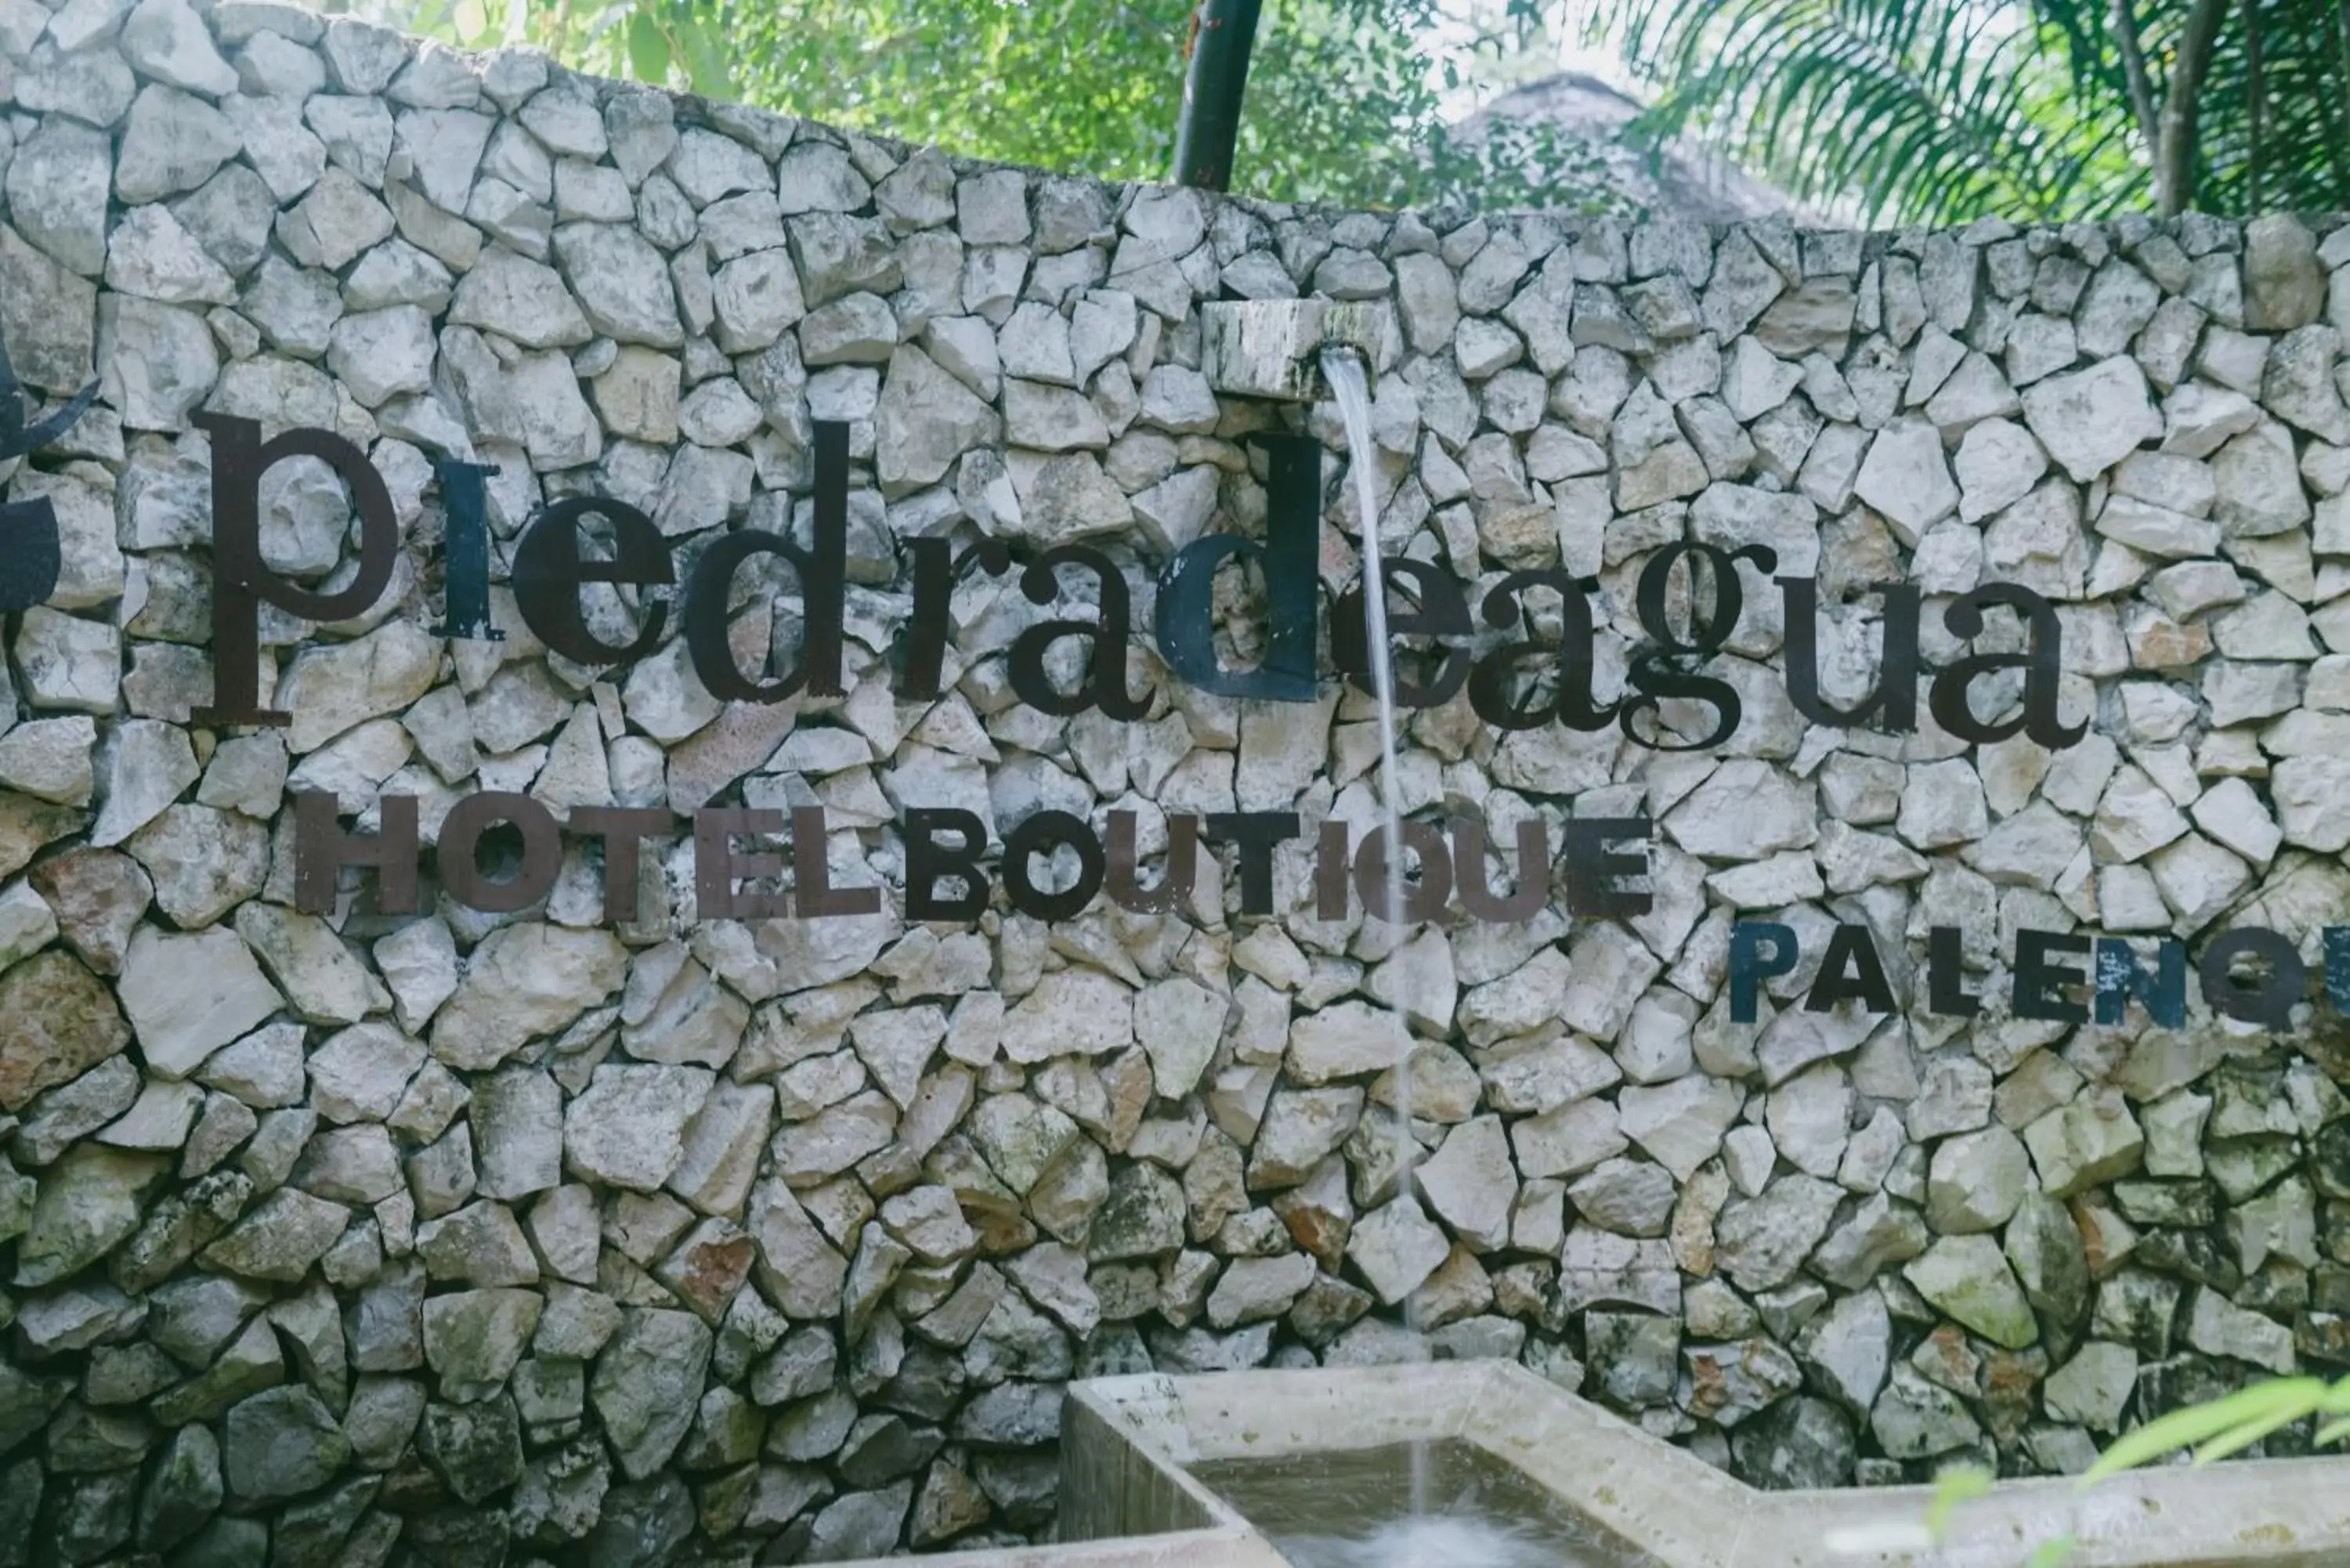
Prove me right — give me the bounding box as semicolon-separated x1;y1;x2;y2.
1450;71;1799;222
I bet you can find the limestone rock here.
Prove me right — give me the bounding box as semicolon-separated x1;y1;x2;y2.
1417;1116;1516;1249
0;952;130;1111
222;1388;349;1500
1925;1124;2030;1234
117;927;284;1079
2022;357;2160;482
1345;1197;1451;1303
1715;1175;1839;1292
430;923;627;1071
421;1286;541;1398
591;1310;713;1479
1904;1234;2038;1349
564;1064;714;1191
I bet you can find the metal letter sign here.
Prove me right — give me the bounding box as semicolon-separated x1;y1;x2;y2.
0;337;97;613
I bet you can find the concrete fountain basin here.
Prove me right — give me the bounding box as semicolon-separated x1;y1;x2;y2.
1018;1361;2350;1568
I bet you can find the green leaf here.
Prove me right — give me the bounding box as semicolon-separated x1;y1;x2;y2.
1925;1463;1994;1541
626;9;671;84
2027;1534;2081;1568
678;19;736;97
1591;0;2350;218
2191;1382;2326;1466
2082;1378;2330;1483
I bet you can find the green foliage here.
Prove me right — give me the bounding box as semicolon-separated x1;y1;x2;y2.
1586;0;2350;221
724;0;1185;185
1596;0;2135;222
1926;1463;2081;1566
1932;1372;2350;1566
2077;1373;2350;1480
2025;1537;2081;1568
408;0;736;96
2170;2;2350;214
1924;1461;1994;1541
405;0;1640;213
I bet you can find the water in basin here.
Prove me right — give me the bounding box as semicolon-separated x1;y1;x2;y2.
1191;1440;1658;1568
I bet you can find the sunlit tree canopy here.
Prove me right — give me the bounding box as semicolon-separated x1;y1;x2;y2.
395;0;2350;221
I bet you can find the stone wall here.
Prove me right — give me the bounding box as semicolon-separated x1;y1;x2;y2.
1;2;2348;1563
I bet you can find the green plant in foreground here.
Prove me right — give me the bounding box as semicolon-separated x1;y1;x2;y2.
1929;1373;2350;1566
1922;1463;2079;1566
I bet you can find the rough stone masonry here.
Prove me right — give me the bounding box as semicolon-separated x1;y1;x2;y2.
0;1;2348;1563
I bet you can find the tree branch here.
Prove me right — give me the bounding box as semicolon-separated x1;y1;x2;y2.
1172;0;1266;190
2155;0;2229;214
2337;0;2350;195
2107;0;2160;156
2243;0;2265;211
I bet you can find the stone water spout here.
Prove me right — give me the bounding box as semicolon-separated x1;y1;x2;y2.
1199;298;1400;402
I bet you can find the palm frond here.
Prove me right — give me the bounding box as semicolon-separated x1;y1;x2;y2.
1593;0;2350;217
1596;0;2143;222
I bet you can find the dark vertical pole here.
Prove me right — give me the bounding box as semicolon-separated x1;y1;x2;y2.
1173;0;1266;190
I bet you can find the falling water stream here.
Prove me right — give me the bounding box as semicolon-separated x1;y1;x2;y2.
1320;347;1428;1516
1293;352;1653;1568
